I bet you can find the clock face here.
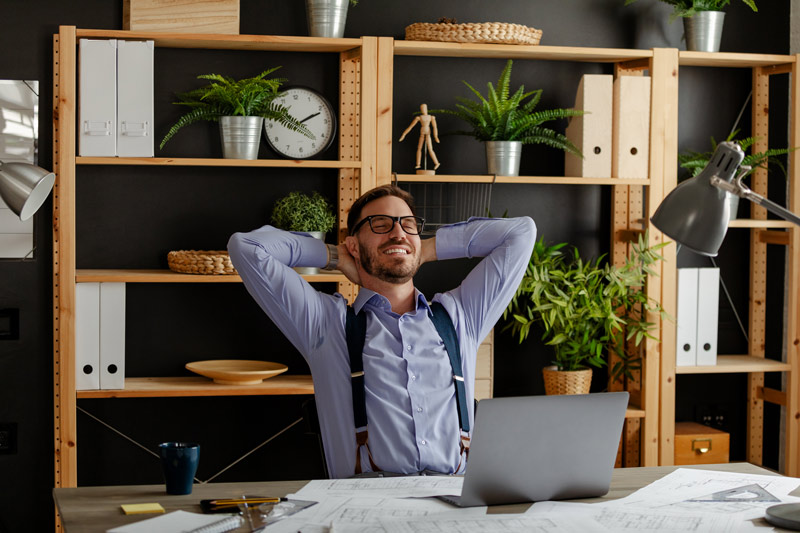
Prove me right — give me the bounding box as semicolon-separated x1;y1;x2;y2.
265;87;336;159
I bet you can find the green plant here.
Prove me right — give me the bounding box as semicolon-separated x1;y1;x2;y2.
271;191;337;233
503;232;670;380
624;0;757;20
160;68;311;149
678;130;793;181
431;59;584;157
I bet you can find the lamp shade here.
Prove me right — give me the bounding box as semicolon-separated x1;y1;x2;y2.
0;161;55;221
651;142;745;256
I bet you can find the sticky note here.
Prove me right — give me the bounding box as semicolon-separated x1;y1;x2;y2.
121;503;165;515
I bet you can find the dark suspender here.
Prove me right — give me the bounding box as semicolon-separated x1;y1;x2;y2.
345;301;470;474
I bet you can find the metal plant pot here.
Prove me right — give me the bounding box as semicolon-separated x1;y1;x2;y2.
305;0;349;38
296;231;325;275
486;141;522;177
219;116;263;160
726;192;740;222
684;11;725;53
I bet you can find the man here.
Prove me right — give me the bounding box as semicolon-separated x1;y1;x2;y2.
227;185;535;478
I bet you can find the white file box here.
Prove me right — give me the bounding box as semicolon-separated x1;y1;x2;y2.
76;283;101;390
676;268;698;366
696;267;720;366
612;75;650;179
117;40;154;157
99;282;126;389
79;39;117;156
565;74;613;178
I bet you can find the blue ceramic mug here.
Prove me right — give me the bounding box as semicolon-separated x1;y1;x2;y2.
158;442;200;495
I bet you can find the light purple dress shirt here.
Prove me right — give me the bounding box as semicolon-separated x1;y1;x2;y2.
227;216;536;478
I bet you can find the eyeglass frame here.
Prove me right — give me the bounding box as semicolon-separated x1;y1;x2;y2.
349;214;426;236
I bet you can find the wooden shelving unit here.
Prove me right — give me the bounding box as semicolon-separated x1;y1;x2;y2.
52;26;374;488
657;50;800;476
394;174;650;185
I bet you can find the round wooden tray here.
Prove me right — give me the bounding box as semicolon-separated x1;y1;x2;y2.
185;360;289;385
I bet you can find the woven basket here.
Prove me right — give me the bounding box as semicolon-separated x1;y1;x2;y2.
167;250;237;275
542;366;592;395
405;22;542;46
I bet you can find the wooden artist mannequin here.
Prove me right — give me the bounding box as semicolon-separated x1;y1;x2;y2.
399;103;441;172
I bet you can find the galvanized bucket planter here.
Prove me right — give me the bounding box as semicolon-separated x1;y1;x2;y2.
486;141;522;176
305;0;349;38
684;11;725;52
219;116;263;159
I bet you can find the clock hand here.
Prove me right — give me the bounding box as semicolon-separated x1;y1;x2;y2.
299;112;321;124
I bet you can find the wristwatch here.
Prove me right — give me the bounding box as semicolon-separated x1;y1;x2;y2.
323;244;339;271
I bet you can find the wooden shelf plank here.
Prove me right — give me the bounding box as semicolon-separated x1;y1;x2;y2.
75;29;362;52
679;51;795;68
395;174;650;185
77;375;314;398
75;269;347;283
728;219;795;229
76;157;360;169
626;405;646;419
676;355;791;374
394;41;652;63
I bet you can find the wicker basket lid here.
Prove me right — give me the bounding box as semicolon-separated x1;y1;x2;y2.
405;22;543;46
167;250;237;275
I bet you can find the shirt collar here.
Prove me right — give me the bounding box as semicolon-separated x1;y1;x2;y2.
352;287;431;316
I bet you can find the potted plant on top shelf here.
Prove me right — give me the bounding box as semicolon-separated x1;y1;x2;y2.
160;68;312;160
431;59;584;177
502;232;669;395
306;0;359;38
271;191;337;274
678;130;794;221
624;0;759;52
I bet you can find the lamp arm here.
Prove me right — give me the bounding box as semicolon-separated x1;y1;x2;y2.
710;173;800;227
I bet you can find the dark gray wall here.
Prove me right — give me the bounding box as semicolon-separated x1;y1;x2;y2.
0;1;789;531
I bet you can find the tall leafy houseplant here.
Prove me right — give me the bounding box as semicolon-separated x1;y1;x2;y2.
503;233;669;383
432;59;583;176
160;69;312;158
678;130;792;180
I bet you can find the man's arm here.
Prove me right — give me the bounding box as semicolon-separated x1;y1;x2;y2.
435;217;536;343
227;225;335;357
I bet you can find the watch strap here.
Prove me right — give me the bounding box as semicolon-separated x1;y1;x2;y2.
323;244;339;271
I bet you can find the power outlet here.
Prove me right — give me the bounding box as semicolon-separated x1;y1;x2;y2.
0;423;17;454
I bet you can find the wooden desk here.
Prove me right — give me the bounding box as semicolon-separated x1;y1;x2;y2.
52;463;785;532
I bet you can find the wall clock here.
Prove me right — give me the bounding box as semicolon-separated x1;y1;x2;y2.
264;86;336;159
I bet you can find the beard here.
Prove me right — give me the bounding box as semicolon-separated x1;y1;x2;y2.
358;239;421;284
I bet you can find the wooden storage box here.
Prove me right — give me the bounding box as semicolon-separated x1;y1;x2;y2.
123;0;240;34
675;422;729;465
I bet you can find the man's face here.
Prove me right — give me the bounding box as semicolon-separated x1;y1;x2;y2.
348;195;422;285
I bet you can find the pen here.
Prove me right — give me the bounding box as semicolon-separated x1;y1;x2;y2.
209;497;281;505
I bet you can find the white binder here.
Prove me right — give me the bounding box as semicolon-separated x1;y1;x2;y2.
117;40;154;157
99;282;126;389
696;267;720;366
76;283;101;390
79;39;117;156
565;74;613;178
612;75;650;179
676;268;698;366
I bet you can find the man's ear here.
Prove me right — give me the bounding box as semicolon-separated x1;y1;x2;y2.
345;235;359;258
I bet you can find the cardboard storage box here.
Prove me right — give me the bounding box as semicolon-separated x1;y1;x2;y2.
675;421;729;465
123;0;239;34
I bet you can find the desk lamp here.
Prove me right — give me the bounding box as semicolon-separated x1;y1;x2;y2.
0;161;55;220
651;142;800;530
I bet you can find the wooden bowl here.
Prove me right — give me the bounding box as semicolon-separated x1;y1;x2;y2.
185;360;288;385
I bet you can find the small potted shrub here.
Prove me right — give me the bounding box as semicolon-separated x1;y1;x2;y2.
503;232;669;395
160;69;312;160
271;191;337;274
432;59;583;177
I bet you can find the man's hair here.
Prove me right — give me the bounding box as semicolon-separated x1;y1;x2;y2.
347;185;416;235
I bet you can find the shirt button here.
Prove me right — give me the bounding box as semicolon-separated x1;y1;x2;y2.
410;375;416;381
407;345;412;351
417;407;423;412
421;440;426;445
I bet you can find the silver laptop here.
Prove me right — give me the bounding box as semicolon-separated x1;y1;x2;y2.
440;391;629;507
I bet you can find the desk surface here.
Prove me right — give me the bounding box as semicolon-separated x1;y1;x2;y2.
52;463;783;532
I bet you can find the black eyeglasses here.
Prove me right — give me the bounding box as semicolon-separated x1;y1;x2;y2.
350;215;425;236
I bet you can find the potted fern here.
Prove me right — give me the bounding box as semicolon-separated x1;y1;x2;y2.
271;191;337;274
160;69;311;160
678;130;794;220
432;59;583;177
503;233;669;395
624;0;758;52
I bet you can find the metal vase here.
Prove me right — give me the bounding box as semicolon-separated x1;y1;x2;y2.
219;116;263;160
305;0;349;38
726;192;740;222
296;231;325;275
683;11;725;53
486;141;522;177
